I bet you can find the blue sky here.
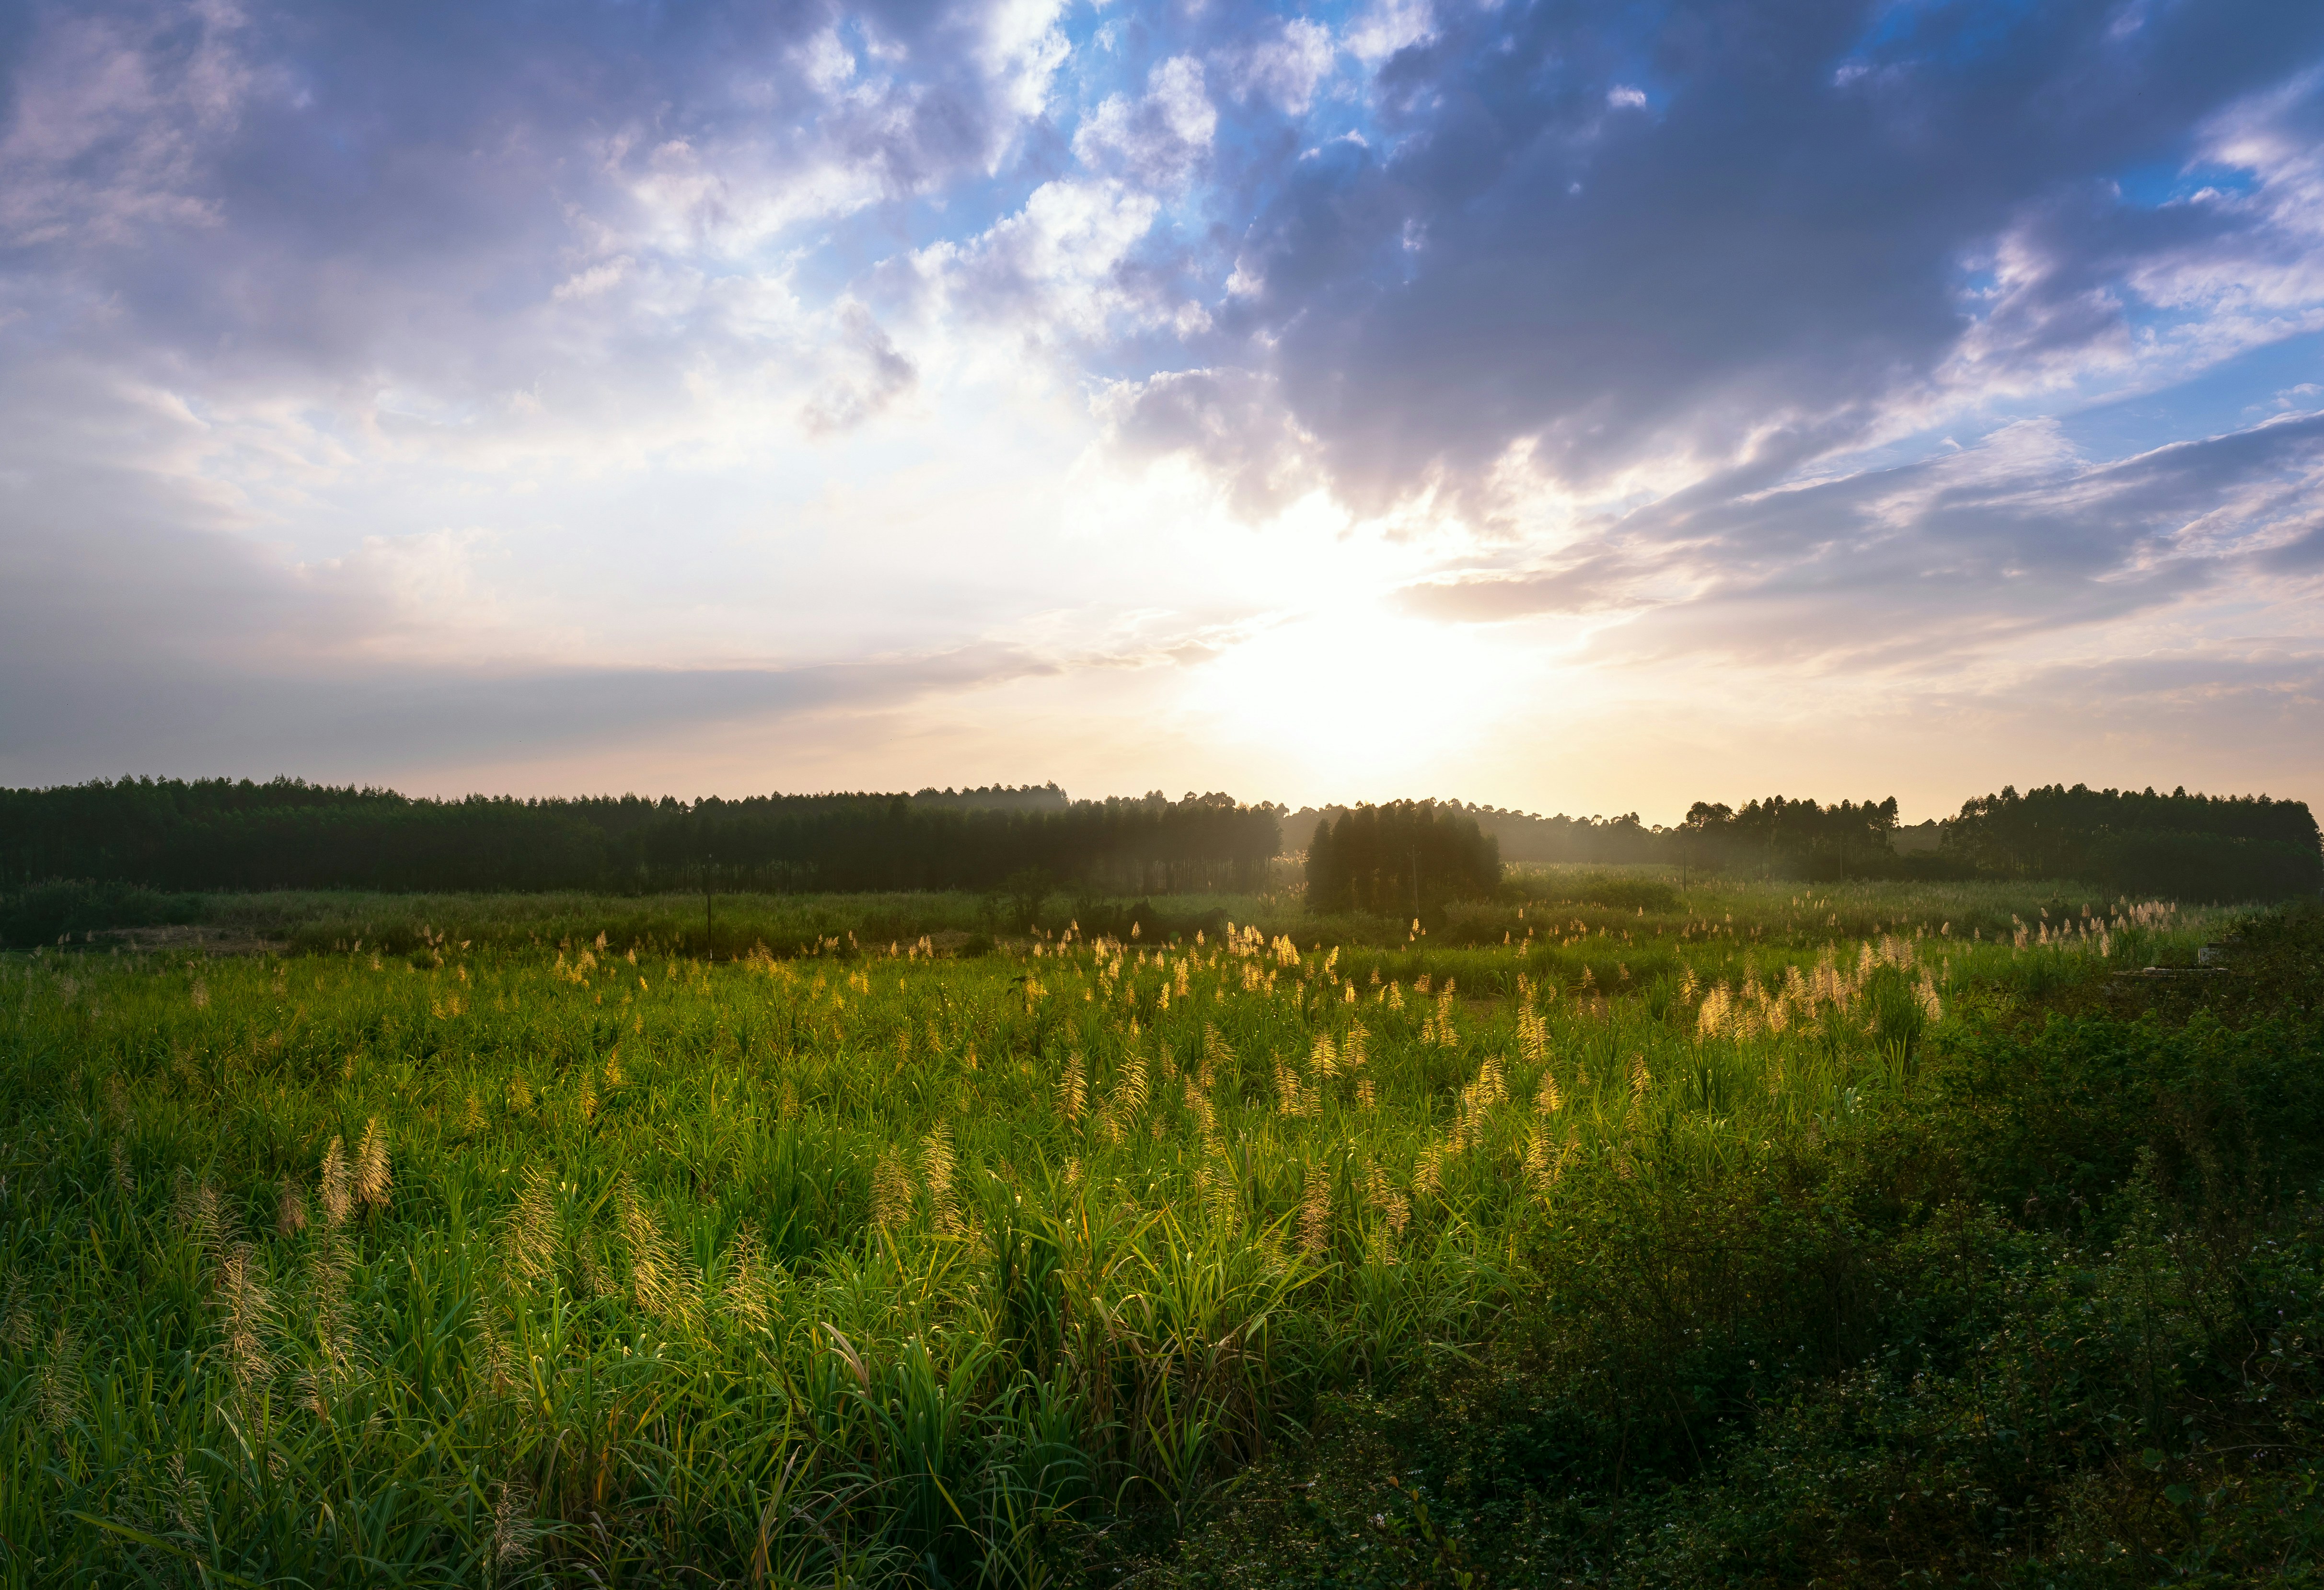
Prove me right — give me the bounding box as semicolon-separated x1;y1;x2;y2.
2;0;2321;820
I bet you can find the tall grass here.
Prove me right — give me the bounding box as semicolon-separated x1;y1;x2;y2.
0;890;2215;1584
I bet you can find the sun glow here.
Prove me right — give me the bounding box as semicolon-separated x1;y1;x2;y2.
1183;609;1530;795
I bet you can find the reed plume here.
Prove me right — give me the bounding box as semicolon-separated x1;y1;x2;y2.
503;1166;560;1287
616;1179;700;1327
353;1118;392;1214
1299;1161;1331;1256
871;1145;914;1233
277;1177;309;1236
923;1124;960;1233
720;1221;775;1333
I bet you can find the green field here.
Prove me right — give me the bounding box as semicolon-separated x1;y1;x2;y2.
4;879;2319;1586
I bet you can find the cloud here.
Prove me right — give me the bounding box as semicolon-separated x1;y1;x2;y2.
1073;56;1217;189
1400;409;2324;671
1398;553;1650;622
1191;0;2324;509
0;445;1050;780
801;302;919;435
0;0;1068;403
3;0;2324;813
1097;367;1322;517
1226;20;1337;116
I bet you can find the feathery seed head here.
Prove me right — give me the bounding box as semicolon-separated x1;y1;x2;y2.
277;1178;308;1236
871;1146;914;1233
353;1119;392;1214
1299;1161;1331;1256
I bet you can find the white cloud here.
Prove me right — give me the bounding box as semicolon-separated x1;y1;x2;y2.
1231;20;1337;116
1346;0;1434;66
1073;56;1217;188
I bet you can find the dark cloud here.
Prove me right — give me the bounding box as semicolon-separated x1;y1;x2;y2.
1201;0;2324;506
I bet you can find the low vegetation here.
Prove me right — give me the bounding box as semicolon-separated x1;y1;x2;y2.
7;875;2307;1585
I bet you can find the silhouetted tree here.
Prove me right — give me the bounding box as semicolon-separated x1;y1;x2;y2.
0;779;1283;896
1306;800;1500;915
1942;783;2320;899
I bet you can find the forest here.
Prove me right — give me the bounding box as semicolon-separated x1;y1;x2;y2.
0;779;2316;934
0;781;1281;898
1295;785;2320;900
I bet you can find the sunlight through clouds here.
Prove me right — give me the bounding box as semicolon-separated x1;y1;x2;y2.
0;0;2321;816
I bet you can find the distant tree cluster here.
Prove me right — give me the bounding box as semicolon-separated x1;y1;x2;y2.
1456;805;1661;864
0;779;1282;896
1940;784;2322;900
1286;803;1661;864
1678;795;1903;877
1305;800;1501;915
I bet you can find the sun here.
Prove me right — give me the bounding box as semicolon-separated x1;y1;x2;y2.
1182;607;1525;795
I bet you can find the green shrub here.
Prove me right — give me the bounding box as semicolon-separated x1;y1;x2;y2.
0;877;204;947
1525;873;1681;912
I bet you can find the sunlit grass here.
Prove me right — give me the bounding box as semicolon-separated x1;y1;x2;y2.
0;886;2220;1584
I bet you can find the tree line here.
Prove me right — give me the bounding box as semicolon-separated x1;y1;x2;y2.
1300;786;2319;904
2;777;2313;907
1938;784;2321;900
0;779;1283;896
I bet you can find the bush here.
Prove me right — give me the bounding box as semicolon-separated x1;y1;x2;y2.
0;878;205;947
1523;874;1681;912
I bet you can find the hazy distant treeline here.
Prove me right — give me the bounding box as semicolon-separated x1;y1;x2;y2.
0;779;1282;896
1937;784;2321;900
1295;786;2321;901
1;776;2314;907
1668;785;2320;899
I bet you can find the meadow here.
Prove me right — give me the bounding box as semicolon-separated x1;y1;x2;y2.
2;875;2312;1586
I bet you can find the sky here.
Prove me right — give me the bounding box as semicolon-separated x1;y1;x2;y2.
2;0;2322;825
